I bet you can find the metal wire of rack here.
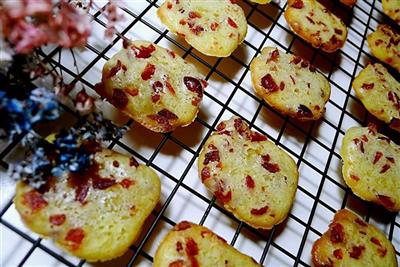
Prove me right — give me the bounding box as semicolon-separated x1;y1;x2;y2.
0;0;399;266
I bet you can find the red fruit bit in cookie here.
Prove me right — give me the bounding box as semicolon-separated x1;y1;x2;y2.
126;87;139;97
361;135;368;142
216;121;226;131
330;223;345;243
159;109;179;120
113;160;120;167
130;157;139;167
65;228;85;250
334;28;343;35
204;150;220;165
373;152;383;164
291;56;302;64
378;195;395;209
75;183;89;204
251;205;269;215
349;245;365;259
166;80;176;95
215;188;232;204
370;237;381;246
132;44;156;58
186;238;199;267
350;174;360;181
362;83;374;90
175;221;192;231
111;89;128;109
169;260;184;267
386;157;395;163
176;241;183;252
189;11;201;19
297;105;313;119
261;74;279;93
23;190;48;212
141;63;156;81
251;132;267;142
120;179;134;189
201;167;211;182
227;17;238;28
183;76;203;98
367;123;378;135
107;59;125;78
261;154;280;173
291;0;304;8
92;178;116;190
246;175;255;189
210;22;219;31
230;0;237;3
380;164;391;173
267;49;280;63
167;2;173;9
355;218;367;227
49;214;66;226
333;249;343;260
179;19;187;25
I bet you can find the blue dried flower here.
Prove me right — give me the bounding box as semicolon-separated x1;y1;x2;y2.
0;87;60;140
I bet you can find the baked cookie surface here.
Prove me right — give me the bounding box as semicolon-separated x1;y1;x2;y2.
250;47;331;120
198;117;299;229
382;0;400;24
153;221;260;267
341;125;400;212
14;149;161;262
249;0;272;4
284;0;348;53
352;63;400;132
97;40;207;133
367;24;400;73
312;209;398;267
157;0;247;57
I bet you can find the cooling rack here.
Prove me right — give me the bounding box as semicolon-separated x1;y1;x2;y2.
1;0;399;266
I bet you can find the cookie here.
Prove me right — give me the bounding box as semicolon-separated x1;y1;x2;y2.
312;209;398;267
340;0;357;7
153;221;260;267
197;117;299;229
352;63;400;132
341;125;400;212
96;40;207;133
382;0;400;24
367;24;400;73
250;47;331;120
284;0;348;53
157;0;247;57
14;148;161;261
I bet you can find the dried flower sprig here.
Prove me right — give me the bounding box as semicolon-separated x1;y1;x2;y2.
8;112;128;188
0;87;60;140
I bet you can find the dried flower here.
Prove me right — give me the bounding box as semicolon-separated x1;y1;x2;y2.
0;87;60;140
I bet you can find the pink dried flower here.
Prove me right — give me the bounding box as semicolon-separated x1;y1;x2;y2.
75;89;94;114
2;0;52;19
7;20;48;54
103;0;124;39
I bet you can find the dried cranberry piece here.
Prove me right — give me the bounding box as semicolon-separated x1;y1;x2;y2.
65;228;85;250
268;49;279;62
186;238;200;267
183;76;203;98
251;132;267;142
349;245;365;259
176;241;183;252
23;190;48;212
261;74;279;92
158;109;178;120
362;83;374;90
251;205;268;215
246;175;255;189
227;17;237;28
203;150;220;165
130;157;139;167
355;218;367;227
210;22;219;31
49;214;66;226
120;179;134;189
175;221;191;231
107;59;124;78
169;260;184;267
333;248;343;260
330;223;344;243
297;105;313;119
261;154;280;173
370;237;381;246
141;63;156;81
201;167;211;182
380;164;391;173
373;152;383;164
132;44;156;58
92;178;116;190
350;174;360;181
291;0;304;8
189;11;201;19
216;121;226;131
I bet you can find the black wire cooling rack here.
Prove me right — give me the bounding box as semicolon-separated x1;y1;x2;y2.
1;0;399;266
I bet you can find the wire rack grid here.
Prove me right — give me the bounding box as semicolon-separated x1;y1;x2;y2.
0;0;399;266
